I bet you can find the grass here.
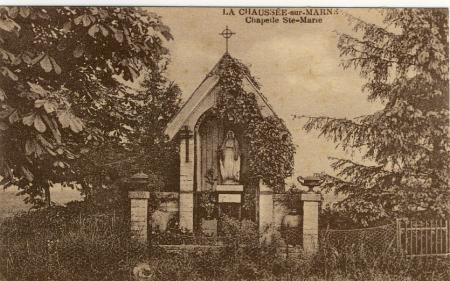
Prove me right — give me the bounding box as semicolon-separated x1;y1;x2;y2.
0;204;449;281
0;207;140;281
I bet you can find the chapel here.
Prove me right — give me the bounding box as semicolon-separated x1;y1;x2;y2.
164;45;288;234
131;29;322;252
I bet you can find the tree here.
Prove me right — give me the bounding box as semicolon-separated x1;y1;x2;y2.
0;7;178;206
71;72;181;201
301;9;449;225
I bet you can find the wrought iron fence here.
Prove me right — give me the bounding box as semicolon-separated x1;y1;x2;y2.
396;219;450;257
318;219;450;258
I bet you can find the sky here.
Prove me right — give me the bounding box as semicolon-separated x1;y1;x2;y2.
151;7;385;183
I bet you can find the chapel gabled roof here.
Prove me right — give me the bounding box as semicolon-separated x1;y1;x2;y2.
165;53;277;140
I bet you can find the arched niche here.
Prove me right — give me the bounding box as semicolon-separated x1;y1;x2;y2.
194;110;249;191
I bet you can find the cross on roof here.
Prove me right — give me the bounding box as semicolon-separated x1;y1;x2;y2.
219;26;235;53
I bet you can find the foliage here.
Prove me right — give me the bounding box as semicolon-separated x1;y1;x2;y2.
0;207;146;281
320;205;367;229
78;178;129;214
151;216;449;281
199;191;217;219
219;215;290;280
1;207;449;281
286;184;302;211
204;167;218;187
301;9;449;225
220;214;259;246
0;7;181;206
197;168;218;218
141;249;450;281
72;71;181;197
314;235;450;281
241;182;257;220
214;53;295;191
150;216;196;245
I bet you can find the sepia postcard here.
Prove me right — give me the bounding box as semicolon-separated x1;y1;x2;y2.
0;5;448;281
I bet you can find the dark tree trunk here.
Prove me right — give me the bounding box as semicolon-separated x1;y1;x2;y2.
43;184;51;207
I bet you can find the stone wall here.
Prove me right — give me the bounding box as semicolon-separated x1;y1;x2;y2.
149;191;294;233
258;181;273;235
273;194;291;229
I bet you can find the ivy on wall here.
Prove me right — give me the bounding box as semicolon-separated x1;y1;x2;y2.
214;54;295;192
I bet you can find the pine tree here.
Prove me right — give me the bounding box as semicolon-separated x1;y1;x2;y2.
302;9;449;225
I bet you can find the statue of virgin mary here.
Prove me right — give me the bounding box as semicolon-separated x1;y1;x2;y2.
219;130;240;184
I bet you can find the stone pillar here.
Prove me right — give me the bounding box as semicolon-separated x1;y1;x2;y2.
129;191;150;243
301;192;322;254
179;129;195;231
259;180;274;240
